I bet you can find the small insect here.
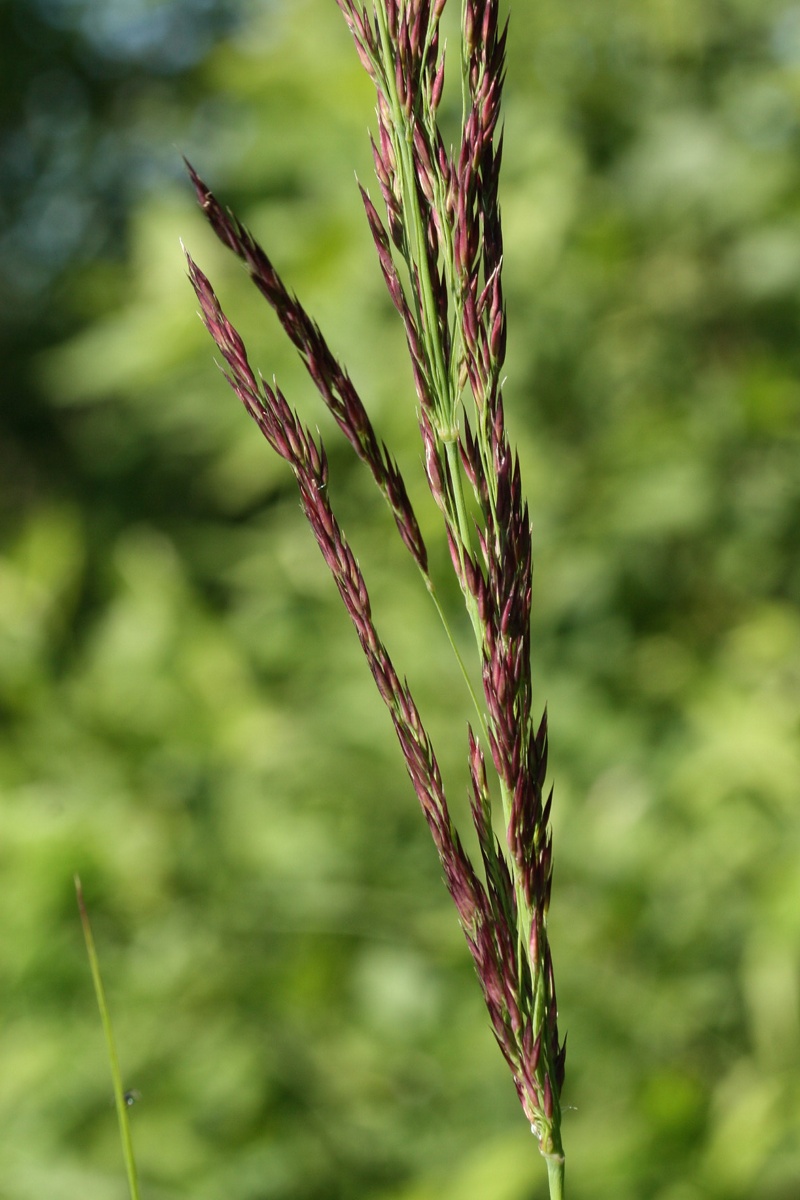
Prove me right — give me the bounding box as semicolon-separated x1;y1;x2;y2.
123;1089;141;1107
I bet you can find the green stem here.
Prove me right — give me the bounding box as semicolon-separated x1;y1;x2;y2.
75;876;141;1200
443;438;482;630
545;1153;565;1200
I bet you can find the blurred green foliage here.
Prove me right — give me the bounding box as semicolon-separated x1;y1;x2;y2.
2;0;800;1197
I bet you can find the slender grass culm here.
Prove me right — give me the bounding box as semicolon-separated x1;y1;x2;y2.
75;876;141;1200
185;1;567;1196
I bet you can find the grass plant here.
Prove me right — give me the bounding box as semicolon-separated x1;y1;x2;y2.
185;1;566;1194
75;876;141;1200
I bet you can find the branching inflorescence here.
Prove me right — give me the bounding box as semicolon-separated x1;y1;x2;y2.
185;1;566;1194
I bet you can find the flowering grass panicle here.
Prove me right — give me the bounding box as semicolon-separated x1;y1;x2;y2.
186;2;566;1195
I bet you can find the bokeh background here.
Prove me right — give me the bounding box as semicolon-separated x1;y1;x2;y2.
2;0;800;1197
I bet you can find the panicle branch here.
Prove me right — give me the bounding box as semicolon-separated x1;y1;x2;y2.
185;161;428;574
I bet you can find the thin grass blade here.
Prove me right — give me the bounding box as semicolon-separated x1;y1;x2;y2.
75;875;141;1200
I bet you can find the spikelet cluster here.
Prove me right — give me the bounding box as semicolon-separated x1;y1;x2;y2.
185;0;565;1181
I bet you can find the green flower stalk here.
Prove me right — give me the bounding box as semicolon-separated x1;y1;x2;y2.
185;0;566;1193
